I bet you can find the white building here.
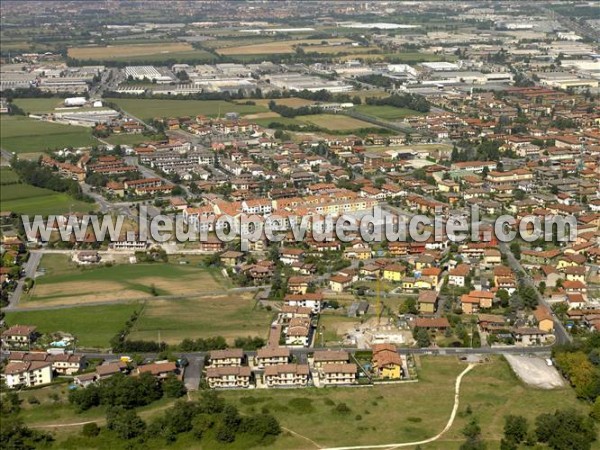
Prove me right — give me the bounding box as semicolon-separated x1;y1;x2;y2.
3;361;53;389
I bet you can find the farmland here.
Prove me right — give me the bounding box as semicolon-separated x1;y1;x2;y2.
4;303;140;348
107;98;268;122
67;42;215;62
24;255;229;306
216;38;350;55
129;295;273;345
0;178;94;216
0;115;97;153
101;133;161;146
12;97;66;114
355;104;425;120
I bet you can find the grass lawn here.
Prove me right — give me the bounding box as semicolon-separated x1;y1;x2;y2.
0;115;98;153
130;295;273;345
0;183;94;216
0;166;20;184
25;255;228;306
13;97;66;114
4;303;140;348
107;98;268;122
355;104;425;120
101;133;161;146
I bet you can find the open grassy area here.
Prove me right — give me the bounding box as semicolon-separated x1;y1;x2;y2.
0;166;20;184
25;255;228;306
107;98;268;122
298;114;380;131
130;295;273;345
216;38;350;55
67;42;214;62
101;133;161;146
12;97;66;114
0;182;94;216
355;104;425;120
217;356;589;449
4;303;140;348
0;115;97;153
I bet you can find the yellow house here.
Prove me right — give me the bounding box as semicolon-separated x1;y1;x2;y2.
534;307;554;333
437;179;460;193
372;344;402;379
383;264;405;282
420;267;442;288
402;277;415;290
414;278;433;290
418;290;438;314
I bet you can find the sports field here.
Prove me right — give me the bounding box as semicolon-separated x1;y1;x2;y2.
355;104;425;120
299;114;379;131
0;115;97;153
129;295;273;345
24;255;228;306
0;181;93;216
107;98;268;121
216;38;350;55
67;42;214;62
4;303;140;348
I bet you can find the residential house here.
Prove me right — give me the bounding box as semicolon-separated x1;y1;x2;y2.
264;364;310;387
209;349;245;367
313;350;350;368
3;361;53;389
1;325;37;350
255;347;291;368
533;307;554;333
135;361;178;380
448;264;470;287
320;363;357;386
371;343;403;379
418;290;438;315
206;366;252;389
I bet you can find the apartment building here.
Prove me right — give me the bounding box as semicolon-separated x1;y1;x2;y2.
263;364;310;387
320;363;357;386
209;348;245;367
205;366;252;389
3;361;53;389
255;347;291;368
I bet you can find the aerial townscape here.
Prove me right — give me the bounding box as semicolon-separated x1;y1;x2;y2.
0;1;599;449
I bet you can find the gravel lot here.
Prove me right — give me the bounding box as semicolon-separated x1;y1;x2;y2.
505;355;565;389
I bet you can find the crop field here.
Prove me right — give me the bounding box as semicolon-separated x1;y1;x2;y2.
24;255;228;306
107;98;268;121
219;356;588;449
4;303;140;348
101;133;161;146
67;42;214;62
129;295;273;344
339;51;454;63
216;38;350;55
355;104;425;120
299;114;380;131
0;116;97;153
0;183;93;216
247;98;316;108
302;44;380;54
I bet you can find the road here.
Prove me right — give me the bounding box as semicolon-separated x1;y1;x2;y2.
183;355;203;391
6;251;42;309
499;242;572;345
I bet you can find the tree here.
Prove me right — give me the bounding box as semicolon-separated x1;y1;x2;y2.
106;408;146;439
535;409;597;450
509;242;521;260
503;415;528;444
415;328;431;348
496;289;510;308
591;397;600;422
460;417;486;450
163;374;187;398
82;422;100;437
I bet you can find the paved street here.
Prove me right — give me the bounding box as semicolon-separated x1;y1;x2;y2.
6;251;42;310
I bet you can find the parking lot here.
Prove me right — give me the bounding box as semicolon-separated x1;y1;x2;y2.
505;355;565;389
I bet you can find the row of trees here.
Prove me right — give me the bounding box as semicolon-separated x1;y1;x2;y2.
364;93;430;113
69;371;185;412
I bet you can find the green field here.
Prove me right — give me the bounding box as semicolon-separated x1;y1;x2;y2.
101;133;160;146
0;166;20;184
355;104;425;120
107;98;268;121
0;182;94;216
218;356;589;449
13;97;66;114
130;295;273;345
26;255;228;306
0;115;98;153
4;303;140;348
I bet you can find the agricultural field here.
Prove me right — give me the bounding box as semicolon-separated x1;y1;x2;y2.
101;133;161;147
106;98;268;122
67;42;215;62
4;303;140;348
298;114;380;131
0;181;94;216
218;356;588;450
0;115;97;153
339;51;455;63
12;97;67;114
24;255;228;306
246;98;317;108
129;295;273;345
0;166;20;184
216;38;350;55
355;104;425;120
